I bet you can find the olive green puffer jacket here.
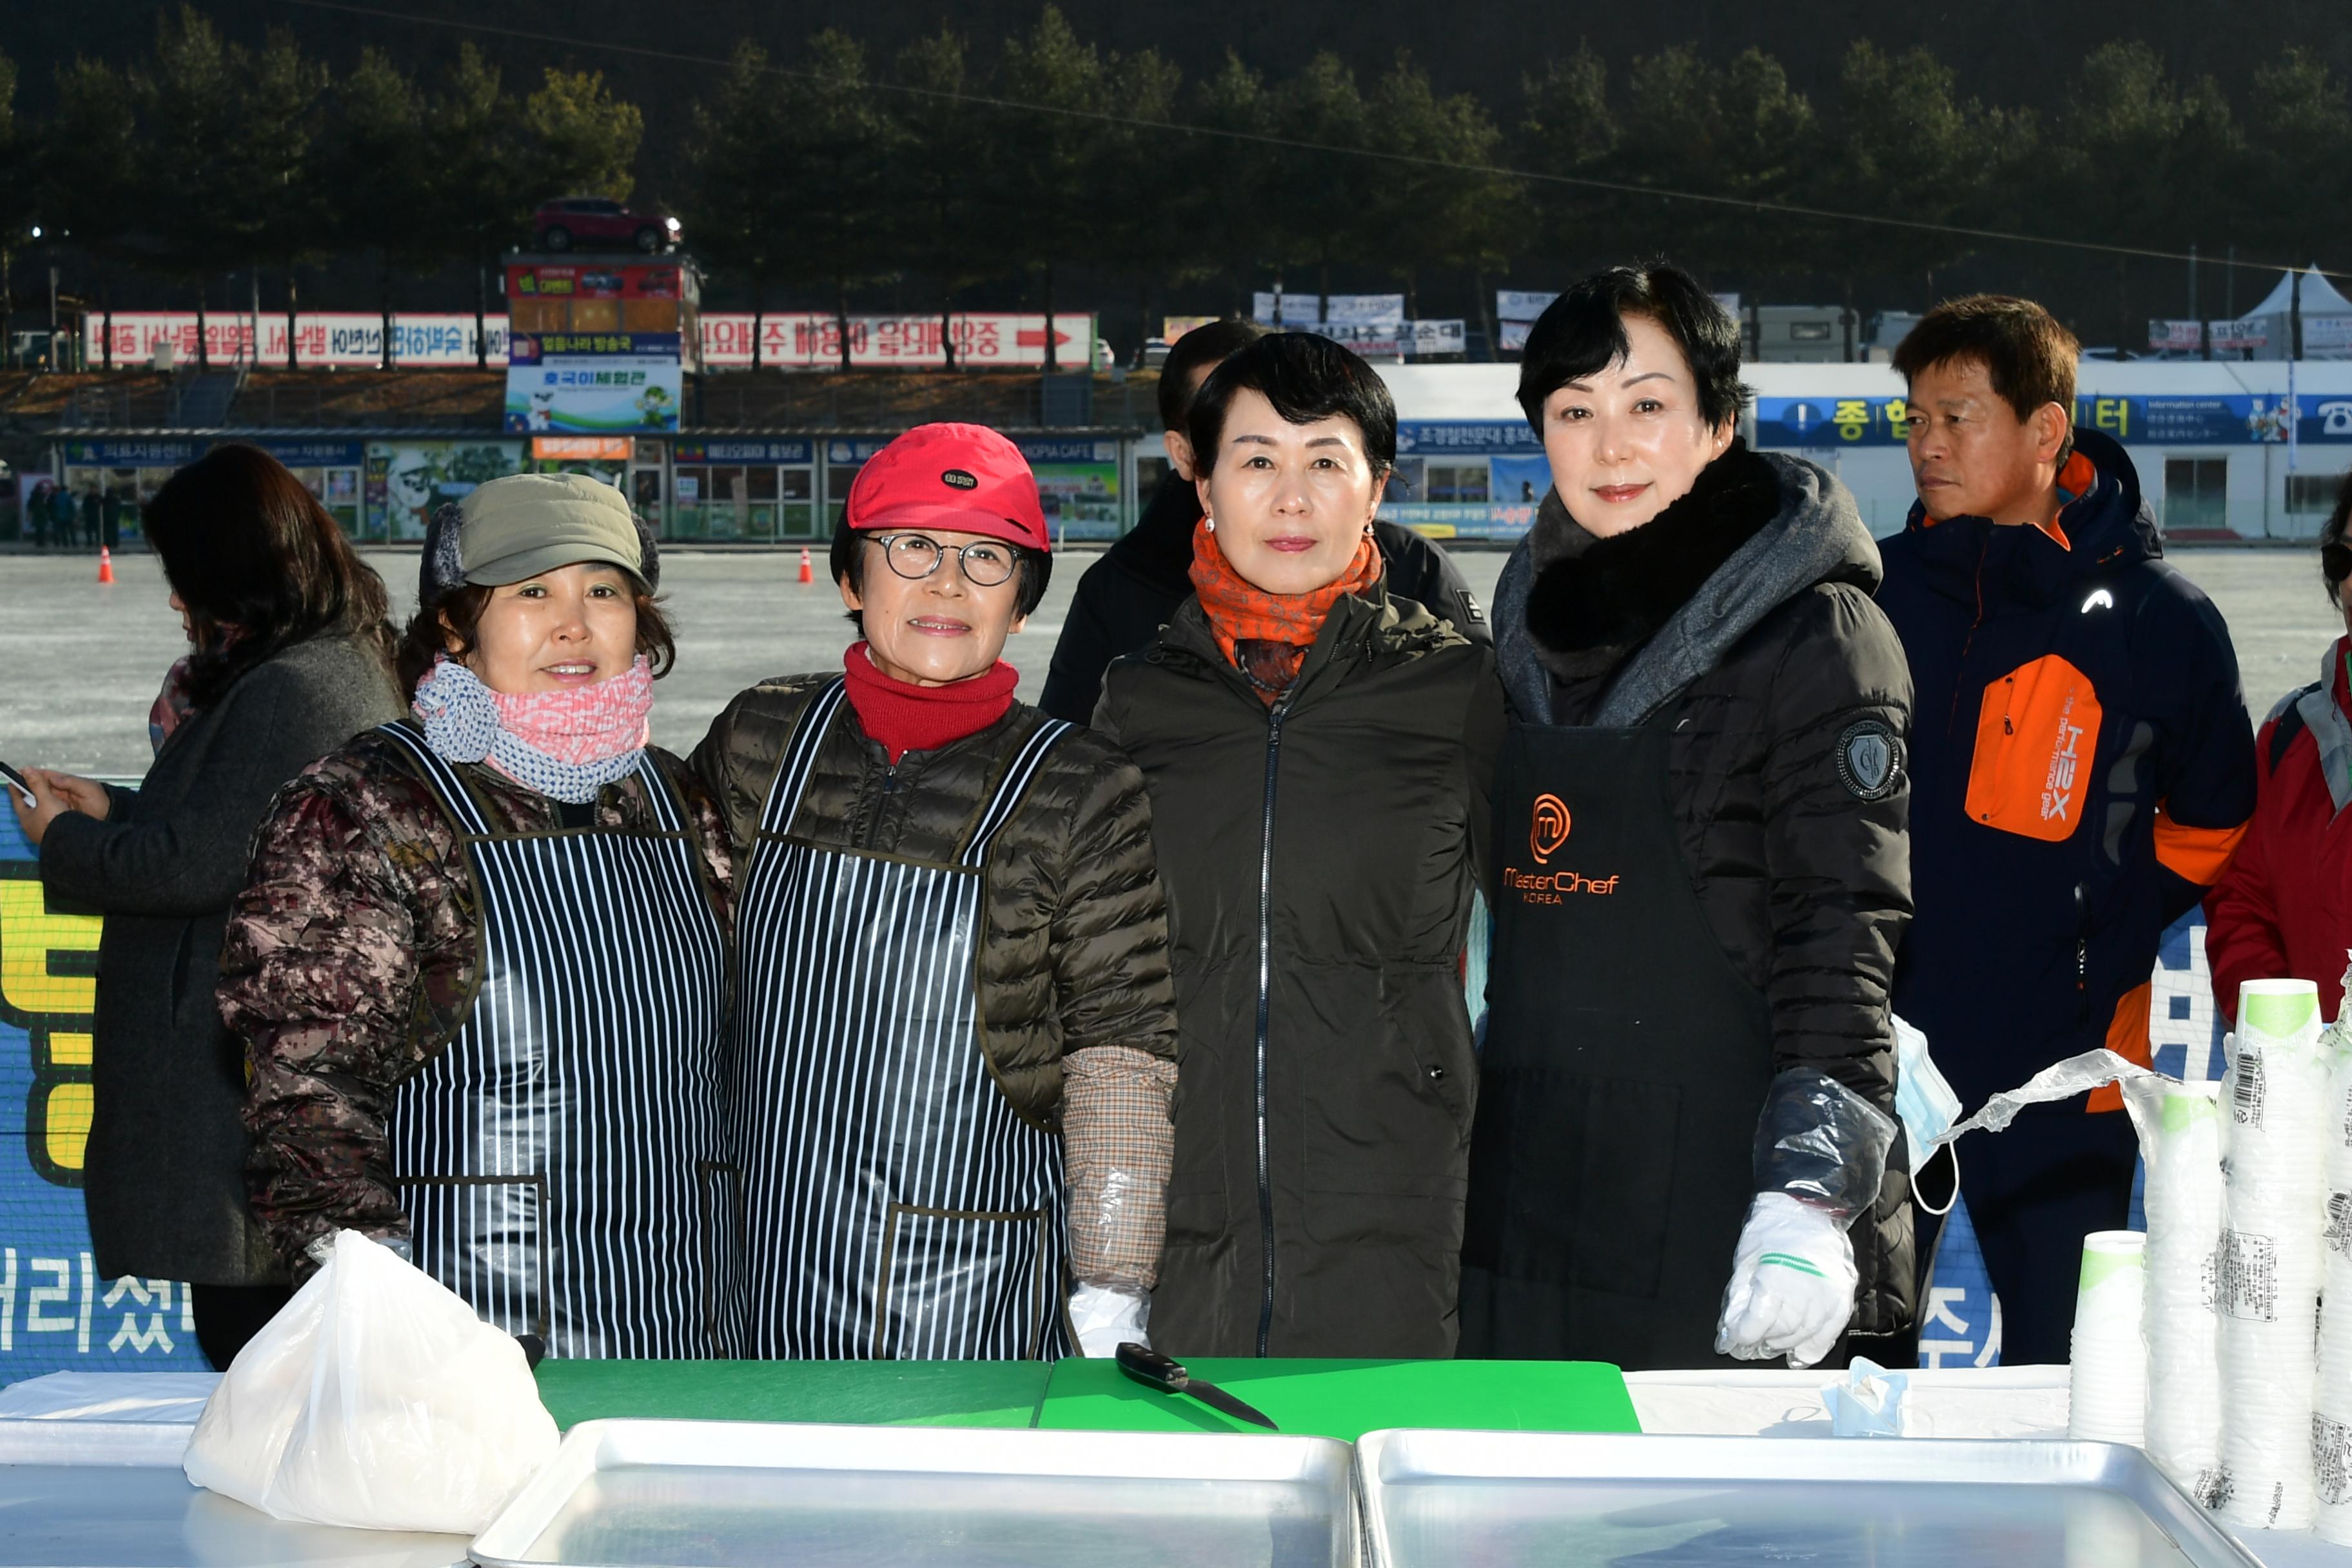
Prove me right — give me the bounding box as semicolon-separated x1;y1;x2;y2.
692;675;1179;1125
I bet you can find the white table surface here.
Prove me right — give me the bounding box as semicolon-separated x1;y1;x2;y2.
0;1367;2342;1565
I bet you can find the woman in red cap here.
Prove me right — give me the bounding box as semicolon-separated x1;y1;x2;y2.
696;422;1179;1360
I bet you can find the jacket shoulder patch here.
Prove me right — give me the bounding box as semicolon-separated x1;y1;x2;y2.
1835;719;1904;801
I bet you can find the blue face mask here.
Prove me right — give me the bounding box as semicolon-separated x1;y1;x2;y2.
1892;1014;1963;1163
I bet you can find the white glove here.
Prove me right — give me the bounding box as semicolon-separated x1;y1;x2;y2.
1714;1191;1859;1369
1069;1283;1150;1358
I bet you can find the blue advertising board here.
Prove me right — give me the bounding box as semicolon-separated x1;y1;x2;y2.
505;333;683;435
244;440;366;469
672;440;814;466
59;440;202;467
1757;392;2352;449
1395;420;1543;455
1753;397;1914;449
0;811;208;1373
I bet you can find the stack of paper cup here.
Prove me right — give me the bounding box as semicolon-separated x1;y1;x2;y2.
2217;979;2333;1533
2311;1018;2352;1545
2068;1230;2149;1444
2121;1076;2225;1502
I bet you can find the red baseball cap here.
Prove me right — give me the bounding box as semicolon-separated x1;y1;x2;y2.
845;423;1051;552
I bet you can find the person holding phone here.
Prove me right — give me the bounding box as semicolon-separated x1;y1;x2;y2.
9;444;402;1369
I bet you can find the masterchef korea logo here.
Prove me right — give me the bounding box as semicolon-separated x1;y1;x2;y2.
1504;791;1620;904
1530;793;1572;864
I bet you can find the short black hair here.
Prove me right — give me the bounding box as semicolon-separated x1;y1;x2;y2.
1515;262;1749;432
1892;295;2079;462
1158;319;1265;432
828;518;1052;632
2322;469;2352;609
1188;333;1398;479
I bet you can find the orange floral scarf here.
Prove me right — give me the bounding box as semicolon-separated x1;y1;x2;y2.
1188;518;1383;703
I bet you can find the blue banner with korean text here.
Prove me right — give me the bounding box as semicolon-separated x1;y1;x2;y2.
0;812;206;1375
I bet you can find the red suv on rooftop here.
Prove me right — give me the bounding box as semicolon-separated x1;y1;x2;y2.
533;197;681;254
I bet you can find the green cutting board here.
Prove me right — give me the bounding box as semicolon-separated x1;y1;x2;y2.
533;1360;1052;1431
1035;1357;1638;1442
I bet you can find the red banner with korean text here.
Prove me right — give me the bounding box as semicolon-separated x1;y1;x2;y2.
697;313;1096;370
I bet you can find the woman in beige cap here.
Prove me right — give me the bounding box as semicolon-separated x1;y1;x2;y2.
219;473;738;1359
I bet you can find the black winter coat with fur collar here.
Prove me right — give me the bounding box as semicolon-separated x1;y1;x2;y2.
1492;442;1919;1350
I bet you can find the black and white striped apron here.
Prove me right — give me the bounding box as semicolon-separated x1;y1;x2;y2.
733;680;1074;1360
375;723;734;1359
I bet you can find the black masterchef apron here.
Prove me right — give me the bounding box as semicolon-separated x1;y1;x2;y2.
1459;704;1773;1369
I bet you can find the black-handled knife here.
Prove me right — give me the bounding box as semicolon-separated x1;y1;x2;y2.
1115;1342;1279;1431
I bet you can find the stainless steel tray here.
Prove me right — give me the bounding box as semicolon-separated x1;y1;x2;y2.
469;1417;1358;1567
1354;1430;2260;1568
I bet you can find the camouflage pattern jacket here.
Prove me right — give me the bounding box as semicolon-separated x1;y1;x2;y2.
218;725;732;1277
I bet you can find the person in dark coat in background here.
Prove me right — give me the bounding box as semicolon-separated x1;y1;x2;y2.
49;484;76;549
79;487;103;549
2207;474;2352;1024
1879;297;2254;1367
1041;319;1487;724
101;490;124;549
1465;264;1916;1372
1097;333;1505;1358
9;444;403;1369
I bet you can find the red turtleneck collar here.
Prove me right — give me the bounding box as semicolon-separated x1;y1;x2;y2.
841;643;1019;764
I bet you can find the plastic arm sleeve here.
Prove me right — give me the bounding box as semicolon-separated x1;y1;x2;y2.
1062;1046;1177;1291
1751;1066;1897;1226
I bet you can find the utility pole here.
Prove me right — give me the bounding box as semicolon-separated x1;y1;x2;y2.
2292;264;2306;362
2289;266;2304;476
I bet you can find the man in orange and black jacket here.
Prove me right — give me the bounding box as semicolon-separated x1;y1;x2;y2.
1877;297;2256;1366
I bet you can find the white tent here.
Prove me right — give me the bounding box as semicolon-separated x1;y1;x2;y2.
2244;266;2352;318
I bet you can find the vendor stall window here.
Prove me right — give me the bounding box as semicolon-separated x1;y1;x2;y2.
672;466;708;538
1135;455;1171;502
1426;463;1490;505
632;467;665;534
2162;458;2228;533
826;461;866;527
744;465;780;539
2287;473;2346;515
778;467;817;539
704;466;747;539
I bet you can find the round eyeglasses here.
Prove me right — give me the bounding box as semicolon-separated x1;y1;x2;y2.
866;533;1020;587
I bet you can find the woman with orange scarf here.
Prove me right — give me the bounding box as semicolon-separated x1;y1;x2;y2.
1097;333;1505;1358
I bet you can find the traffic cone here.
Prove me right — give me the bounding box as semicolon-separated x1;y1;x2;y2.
96;547;115;585
798;547;814;585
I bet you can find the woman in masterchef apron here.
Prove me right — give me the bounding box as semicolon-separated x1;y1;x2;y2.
222;473;736;1357
696;422;1181;1361
1464;263;1916;1371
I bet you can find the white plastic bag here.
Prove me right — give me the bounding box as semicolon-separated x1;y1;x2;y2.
183;1230;560;1534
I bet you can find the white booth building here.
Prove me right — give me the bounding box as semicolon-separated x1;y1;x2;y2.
1371;360;2352;543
